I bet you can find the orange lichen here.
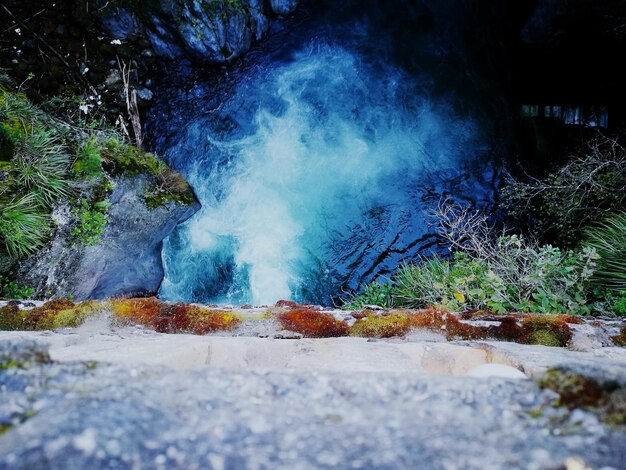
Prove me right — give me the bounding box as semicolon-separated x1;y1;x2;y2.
186;307;240;335
111;297;241;335
611;325;626;347
111;297;162;325
443;316;487;340
408;307;448;329
496;316;524;342
348;307;484;339
277;308;349;338
275;300;301;309
0;303;22;330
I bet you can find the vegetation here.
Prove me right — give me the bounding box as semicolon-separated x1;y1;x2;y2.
273;303;582;346
12;129;72;206
110;297;241;334
0;195;50;258
502;133;626;247
347;202;598;315
0;297;241;335
584;212;626;295
0;78;194;296
71;198;110;246
73;136;103;178
539;368;626;426
0;275;34;299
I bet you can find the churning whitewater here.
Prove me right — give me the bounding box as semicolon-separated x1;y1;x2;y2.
157;39;493;306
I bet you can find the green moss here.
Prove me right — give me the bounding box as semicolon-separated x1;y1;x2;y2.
539;369;605;409
520;315;572;347
350;312;413;338
71;198;109;246
529;329;562;347
0;424;12;435
52;301;102;328
0;303;24;330
73;136;103;178
144;186;195;209
101;138;161;176
0;360;24;369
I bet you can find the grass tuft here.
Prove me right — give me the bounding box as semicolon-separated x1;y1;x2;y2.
0;195;50;258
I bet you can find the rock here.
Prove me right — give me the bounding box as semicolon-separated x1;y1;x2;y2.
104;69;122;89
94;0;300;64
270;0;299;16
17;174;199;300
97;6;140;41
568;323;614;352
135;87;153;101
0;337;624;469
465;364;528;380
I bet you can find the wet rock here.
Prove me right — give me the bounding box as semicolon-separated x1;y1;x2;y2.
135;88;153;101
94;0;300;64
270;0;299;16
17;175;199;300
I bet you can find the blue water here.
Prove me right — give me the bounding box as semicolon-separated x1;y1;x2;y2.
149;1;505;305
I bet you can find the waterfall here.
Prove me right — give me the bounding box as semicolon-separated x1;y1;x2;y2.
152;1;503;306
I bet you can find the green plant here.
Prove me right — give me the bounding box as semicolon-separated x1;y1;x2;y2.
71;198;109;246
12;129;71;206
610;292;626;316
73;136;103;178
347;202;599;314
0;275;34;299
584;212;626;295
0;195;50;258
344;281;393;310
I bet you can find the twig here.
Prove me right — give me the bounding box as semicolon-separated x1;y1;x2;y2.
116;56;143;149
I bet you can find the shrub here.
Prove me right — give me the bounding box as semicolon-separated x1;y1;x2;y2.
584;212;626;295
347;201;598;314
0;195;50;258
502;132;626;246
392;253;489;311
0;275;34;299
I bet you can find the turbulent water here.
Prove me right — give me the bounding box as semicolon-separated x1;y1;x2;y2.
150;0;506;305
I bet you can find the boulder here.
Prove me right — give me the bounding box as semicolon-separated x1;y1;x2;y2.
270;0;299;16
95;0;299;64
17;174;199;300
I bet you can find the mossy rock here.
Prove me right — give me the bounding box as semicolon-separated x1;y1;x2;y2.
350;313;413;338
529;329;563;347
0;303;24;330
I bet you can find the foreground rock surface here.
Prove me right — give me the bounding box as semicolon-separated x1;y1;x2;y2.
0;326;625;469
